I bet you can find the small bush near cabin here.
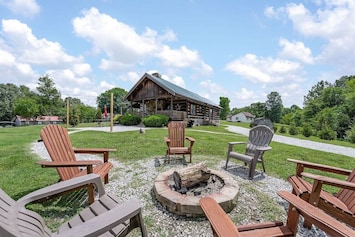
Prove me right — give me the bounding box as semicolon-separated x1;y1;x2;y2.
289;124;298;135
346;124;355;143
120;114;141;126
280;126;287;133
142;114;169;127
318;126;336;140
301;123;313;137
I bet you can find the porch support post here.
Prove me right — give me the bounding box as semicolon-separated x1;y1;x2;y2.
155;98;158;113
142;99;144;117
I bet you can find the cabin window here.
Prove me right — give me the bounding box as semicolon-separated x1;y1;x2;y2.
191;104;196;115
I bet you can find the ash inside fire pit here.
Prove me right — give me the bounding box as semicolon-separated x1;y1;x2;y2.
167;174;224;196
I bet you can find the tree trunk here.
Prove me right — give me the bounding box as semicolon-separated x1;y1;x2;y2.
173;162;211;190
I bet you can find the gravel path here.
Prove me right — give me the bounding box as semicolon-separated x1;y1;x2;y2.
31;124;345;236
225;125;355;158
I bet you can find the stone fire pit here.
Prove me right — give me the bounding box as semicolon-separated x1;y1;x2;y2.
153;164;239;217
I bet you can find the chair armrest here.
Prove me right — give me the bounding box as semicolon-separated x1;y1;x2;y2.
227;142;246;153
37;160;102;167
186;136;195;147
287;159;351;176
301;172;355;191
54;198;146;237
278;191;355;237
164;137;170;143
200;197;239;236
73;148;117;154
256;146;272;152
17;174;105;206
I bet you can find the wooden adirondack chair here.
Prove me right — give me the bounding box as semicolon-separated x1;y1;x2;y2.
200;191;355;237
287;158;355;228
37;124;116;203
0;174;148;237
225;125;274;179
164;121;195;163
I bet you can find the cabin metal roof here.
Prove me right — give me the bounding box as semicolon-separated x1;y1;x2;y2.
125;72;221;108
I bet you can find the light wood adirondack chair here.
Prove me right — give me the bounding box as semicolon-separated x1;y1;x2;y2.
164;121;195;163
287;158;355;228
200;191;355;237
225;125;274;179
0;174;147;237
37;124;116;203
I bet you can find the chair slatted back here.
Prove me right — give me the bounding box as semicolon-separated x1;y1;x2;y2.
168;122;186;148
40;125;80;181
336;169;355;214
0;189;51;237
245;125;274;156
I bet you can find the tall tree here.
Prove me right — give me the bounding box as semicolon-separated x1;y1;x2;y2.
0;83;22;121
265;92;283;123
303;80;330;106
249;102;266;118
97;88;128;115
13;97;39;120
36;75;63;115
219;97;230;120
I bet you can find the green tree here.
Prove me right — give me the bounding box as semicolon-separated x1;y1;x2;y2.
249;102;265;118
303;80;330;106
265;92;283;123
219;97;230;120
36;75;63;115
13;97;39;120
97;88;128;115
0;83;22;121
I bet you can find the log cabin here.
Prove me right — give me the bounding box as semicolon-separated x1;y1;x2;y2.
124;72;221;126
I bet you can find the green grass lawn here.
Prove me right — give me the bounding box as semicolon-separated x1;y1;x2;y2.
1;123;354;233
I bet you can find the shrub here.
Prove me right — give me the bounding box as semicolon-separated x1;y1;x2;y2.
345;125;355;143
301;123;313;137
142;114;169;127
318;126;336;140
273;126;278;133
288;124;298;135
113;114;123;123
279;126;287;134
119;114;141;126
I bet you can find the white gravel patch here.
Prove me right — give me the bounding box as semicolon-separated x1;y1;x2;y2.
32;140;329;237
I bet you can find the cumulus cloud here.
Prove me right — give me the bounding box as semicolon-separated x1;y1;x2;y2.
267;1;355;71
225;54;302;84
1;19;80;67
72;7;212;75
279;38;314;64
0;0;40;17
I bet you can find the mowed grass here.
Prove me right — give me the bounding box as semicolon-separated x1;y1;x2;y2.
1;123;355;231
1;123;355;198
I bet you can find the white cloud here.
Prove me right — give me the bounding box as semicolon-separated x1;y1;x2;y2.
225;54;302;84
72;7;212;75
279;38;314;64
1;19;80;67
271;1;355;71
73;63;91;76
0;0;40;17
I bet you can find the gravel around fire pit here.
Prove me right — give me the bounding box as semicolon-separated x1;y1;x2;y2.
32;142;328;237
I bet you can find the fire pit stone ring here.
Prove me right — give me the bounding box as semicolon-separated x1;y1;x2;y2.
153;168;239;217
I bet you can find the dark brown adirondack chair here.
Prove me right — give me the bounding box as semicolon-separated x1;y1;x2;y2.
164;121;195;163
288;158;355;228
0;174;148;237
225;125;274;179
200;191;355;237
38;124;116;203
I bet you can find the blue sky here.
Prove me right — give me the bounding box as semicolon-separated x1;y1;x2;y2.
1;0;354;109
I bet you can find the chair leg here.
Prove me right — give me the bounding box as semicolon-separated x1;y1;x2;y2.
260;157;266;172
225;155;230;169
88;184;95;204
